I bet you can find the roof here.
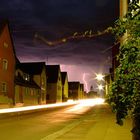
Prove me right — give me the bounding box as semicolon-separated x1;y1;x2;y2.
0;21;6;35
61;72;68;85
46;65;60;83
0;20;17;59
17;62;46;75
68;82;80;90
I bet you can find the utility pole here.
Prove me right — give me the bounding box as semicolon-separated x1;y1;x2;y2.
120;0;128;18
120;0;128;43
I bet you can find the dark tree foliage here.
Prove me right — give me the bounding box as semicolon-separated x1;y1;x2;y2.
107;0;140;138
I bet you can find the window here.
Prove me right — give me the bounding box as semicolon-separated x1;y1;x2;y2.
23;73;30;81
30;89;34;96
3;42;8;48
41;77;45;86
58;85;61;90
2;59;8;70
58;75;61;81
25;88;29;95
46;94;50;100
1;82;7;93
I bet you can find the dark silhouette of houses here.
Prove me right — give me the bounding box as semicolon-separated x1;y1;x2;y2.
68;82;81;100
15;62;47;105
46;65;62;103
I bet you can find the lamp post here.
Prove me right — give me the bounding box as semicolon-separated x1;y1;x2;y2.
95;73;104;81
95;73;104;97
97;84;104;91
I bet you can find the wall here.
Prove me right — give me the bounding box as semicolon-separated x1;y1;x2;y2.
0;24;15;106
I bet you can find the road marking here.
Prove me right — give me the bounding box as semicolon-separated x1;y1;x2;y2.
41;120;82;140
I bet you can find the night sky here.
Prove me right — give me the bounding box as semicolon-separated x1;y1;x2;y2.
0;0;119;91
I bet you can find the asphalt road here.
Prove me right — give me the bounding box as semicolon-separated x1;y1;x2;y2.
0;103;95;140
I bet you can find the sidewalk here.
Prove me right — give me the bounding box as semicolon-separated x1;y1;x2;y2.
86;104;132;140
55;104;132;140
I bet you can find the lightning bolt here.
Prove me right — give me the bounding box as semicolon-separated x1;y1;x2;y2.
83;73;89;92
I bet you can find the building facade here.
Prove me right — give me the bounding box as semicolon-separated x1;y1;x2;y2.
46;65;62;103
68;82;81;100
61;72;68;102
0;21;16;107
15;62;47;105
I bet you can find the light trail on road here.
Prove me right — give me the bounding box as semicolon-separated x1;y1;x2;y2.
0;101;78;114
65;98;105;113
0;98;104;114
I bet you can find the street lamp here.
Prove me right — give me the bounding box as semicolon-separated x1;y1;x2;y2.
95;73;104;97
97;84;104;91
95;73;104;81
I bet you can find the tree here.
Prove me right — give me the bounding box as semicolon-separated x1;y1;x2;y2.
107;0;140;139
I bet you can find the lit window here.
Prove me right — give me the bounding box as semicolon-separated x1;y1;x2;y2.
23;73;30;81
1;82;7;92
3;42;8;48
2;59;8;70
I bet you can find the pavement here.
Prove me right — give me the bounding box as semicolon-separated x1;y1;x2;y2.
54;104;132;140
85;104;132;140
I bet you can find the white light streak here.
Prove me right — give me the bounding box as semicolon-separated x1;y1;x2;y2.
0;99;105;114
67;99;74;103
79;98;105;106
0;101;78;114
66;98;105;112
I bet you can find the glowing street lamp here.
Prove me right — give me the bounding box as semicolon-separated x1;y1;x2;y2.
95;73;104;97
95;73;104;81
97;84;104;91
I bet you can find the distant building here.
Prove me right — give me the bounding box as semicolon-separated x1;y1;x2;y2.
87;86;98;98
0;21;16;107
15;62;47;105
80;84;84;99
68;82;81;100
46;65;62;103
61;72;68;102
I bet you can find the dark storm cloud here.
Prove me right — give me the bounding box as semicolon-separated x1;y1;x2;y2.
0;0;118;89
16;38;111;68
0;0;118;28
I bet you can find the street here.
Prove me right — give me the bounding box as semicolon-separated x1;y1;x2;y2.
0;100;132;140
0;101;94;140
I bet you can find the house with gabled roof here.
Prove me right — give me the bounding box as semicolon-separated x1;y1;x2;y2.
0;20;16;108
46;65;62;103
15;62;47;105
61;72;68;102
68;81;81;100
